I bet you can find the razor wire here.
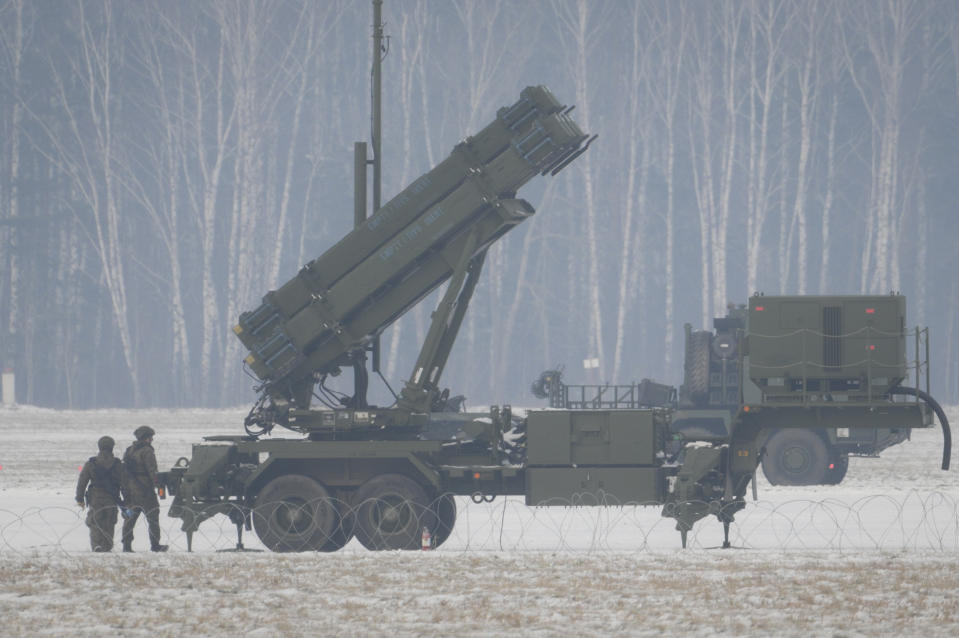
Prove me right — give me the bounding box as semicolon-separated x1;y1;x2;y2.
3;491;959;556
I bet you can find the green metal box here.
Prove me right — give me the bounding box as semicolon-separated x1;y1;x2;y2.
525;410;658;467
525;467;664;505
747;295;907;400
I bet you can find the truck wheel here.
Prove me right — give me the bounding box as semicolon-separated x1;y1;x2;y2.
353;474;437;550
253;474;338;552
824;454;849;485
761;430;830;486
432;493;457;548
319;497;355;552
685;331;711;407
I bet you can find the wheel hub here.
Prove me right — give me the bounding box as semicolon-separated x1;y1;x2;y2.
782;446;810;474
276;499;311;533
373;496;410;533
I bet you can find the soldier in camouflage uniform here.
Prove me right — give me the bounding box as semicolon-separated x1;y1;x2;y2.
75;436;126;552
121;425;168;552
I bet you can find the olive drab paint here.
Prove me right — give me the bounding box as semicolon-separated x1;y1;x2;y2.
155;2;949;553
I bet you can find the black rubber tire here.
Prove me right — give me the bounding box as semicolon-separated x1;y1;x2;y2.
761;429;830;486
432;493;457;549
824;454;849;485
685;330;712;407
318;495;354;552
353;474;437;551
253;474;338;552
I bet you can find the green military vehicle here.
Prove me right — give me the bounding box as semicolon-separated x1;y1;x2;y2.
157;6;950;551
158;81;950;550
533;296;932;486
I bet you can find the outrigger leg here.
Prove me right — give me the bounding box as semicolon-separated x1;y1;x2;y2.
234;521;245;550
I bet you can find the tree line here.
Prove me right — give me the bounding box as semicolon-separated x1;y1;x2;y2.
1;0;957;409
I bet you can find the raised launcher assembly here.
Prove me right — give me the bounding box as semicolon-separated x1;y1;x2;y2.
234;86;593;433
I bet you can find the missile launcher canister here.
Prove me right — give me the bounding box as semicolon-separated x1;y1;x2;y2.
234;86;590;410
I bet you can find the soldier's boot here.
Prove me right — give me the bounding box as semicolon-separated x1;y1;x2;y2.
151;544;168;552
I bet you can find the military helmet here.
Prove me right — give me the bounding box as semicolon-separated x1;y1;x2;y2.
97;435;115;451
133;425;156;441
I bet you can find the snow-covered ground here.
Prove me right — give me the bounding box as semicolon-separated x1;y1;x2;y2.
1;405;958;636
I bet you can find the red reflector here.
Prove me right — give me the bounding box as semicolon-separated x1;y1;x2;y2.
828;463;835;470
869;345;876;351
866;308;875;314
473;472;481;480
755;306;765;312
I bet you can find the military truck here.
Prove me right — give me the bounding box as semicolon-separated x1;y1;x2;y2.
158;83;950;552
157;6;950;552
532;297;931;486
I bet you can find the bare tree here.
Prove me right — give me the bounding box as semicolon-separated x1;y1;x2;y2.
551;0;610;377
744;0;790;295
645;3;688;380
609;4;655;382
843;0;926;293
0;0;25;376
687;4;745;325
31;0;142;403
788;1;825;294
817;32;842;294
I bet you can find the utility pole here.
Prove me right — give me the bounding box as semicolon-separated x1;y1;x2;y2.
372;0;383;219
353;0;386;394
370;0;384;373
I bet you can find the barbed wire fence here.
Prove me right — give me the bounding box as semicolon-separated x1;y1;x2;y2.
3;491;959;557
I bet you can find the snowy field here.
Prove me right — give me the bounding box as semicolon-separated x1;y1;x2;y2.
2;405;959;636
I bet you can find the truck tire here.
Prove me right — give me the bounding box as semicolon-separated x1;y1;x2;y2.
685;330;712;407
824;454;849;485
353;474;438;550
761;429;830;486
319;497;355;552
253;474;338;552
432;493;457;548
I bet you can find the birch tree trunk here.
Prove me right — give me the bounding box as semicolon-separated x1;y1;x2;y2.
554;0;607;379
745;1;781;296
712;3;744;313
817;91;839;294
790;3;822;295
157;8;238;403
844;0;923;294
1;0;24;375
125;9;195;403
777;82;793;292
610;4;652;382
39;0;141;403
647;3;688;380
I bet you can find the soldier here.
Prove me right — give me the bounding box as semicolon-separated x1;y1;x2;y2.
121;425;168;552
75;436;127;552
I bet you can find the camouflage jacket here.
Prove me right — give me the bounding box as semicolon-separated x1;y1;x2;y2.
123;440;159;503
75;451;125;506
